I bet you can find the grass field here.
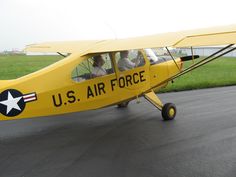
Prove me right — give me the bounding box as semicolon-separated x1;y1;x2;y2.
0;55;62;79
161;57;236;92
1;55;236;92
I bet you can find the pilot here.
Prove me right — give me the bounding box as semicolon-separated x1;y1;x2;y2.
118;51;137;71
92;55;107;77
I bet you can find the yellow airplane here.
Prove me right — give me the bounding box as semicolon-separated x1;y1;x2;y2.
1;24;236;121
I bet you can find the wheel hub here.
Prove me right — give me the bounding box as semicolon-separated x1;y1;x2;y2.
168;108;175;117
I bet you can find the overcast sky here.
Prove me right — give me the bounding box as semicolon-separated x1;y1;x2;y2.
1;0;236;51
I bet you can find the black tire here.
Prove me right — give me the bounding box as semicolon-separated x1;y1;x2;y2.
117;101;129;108
161;103;176;121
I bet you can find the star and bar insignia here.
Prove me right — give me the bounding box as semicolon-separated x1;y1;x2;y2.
0;89;37;117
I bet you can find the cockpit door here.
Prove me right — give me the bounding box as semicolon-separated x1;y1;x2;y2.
112;49;151;99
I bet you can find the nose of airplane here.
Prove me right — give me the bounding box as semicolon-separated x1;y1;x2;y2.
179;55;199;70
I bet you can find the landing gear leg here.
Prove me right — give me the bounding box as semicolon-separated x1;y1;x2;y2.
144;90;176;121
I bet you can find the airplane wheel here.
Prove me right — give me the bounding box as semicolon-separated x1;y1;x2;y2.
162;103;176;121
117;101;129;108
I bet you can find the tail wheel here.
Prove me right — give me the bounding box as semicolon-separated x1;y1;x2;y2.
117;101;129;108
162;103;176;121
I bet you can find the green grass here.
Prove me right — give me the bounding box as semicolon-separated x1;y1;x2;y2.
0;55;62;79
1;55;236;93
161;57;236;92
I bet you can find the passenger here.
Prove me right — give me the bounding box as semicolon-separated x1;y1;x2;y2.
92;55;107;77
118;51;136;71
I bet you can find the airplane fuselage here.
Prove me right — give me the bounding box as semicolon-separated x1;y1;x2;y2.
0;51;182;120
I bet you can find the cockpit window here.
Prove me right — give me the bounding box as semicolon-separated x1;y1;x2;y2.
144;48;167;64
144;49;159;63
71;53;114;82
115;49;145;71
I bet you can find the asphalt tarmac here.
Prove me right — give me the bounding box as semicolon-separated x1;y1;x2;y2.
1;86;236;177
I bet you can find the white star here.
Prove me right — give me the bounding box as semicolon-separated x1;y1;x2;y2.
0;91;22;115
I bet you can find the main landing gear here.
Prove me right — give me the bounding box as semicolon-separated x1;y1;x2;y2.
144;90;176;121
161;103;176;120
117;90;176;121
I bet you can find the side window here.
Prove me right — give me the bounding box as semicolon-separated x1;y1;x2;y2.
71;53;114;82
115;50;145;71
145;48;167;64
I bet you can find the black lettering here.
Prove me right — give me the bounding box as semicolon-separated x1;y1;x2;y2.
139;71;146;82
119;77;125;88
87;86;94;98
110;79;117;91
52;94;62;107
67;90;76;103
133;73;139;84
94;84;98;96
125;75;133;87
98;82;106;95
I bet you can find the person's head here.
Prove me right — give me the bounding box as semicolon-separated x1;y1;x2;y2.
93;55;104;67
120;51;129;59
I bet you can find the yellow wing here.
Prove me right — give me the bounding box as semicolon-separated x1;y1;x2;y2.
25;40;105;54
25;24;236;54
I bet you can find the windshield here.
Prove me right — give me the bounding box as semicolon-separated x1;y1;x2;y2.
144;49;159;63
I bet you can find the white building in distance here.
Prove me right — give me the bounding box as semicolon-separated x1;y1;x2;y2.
176;46;236;57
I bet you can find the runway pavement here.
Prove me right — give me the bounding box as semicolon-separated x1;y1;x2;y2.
1;86;236;177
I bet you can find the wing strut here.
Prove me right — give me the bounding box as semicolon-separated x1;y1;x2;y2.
166;47;181;71
57;52;67;57
172;44;235;80
191;47;195;64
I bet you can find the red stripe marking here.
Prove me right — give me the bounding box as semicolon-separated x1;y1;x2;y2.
23;95;36;100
